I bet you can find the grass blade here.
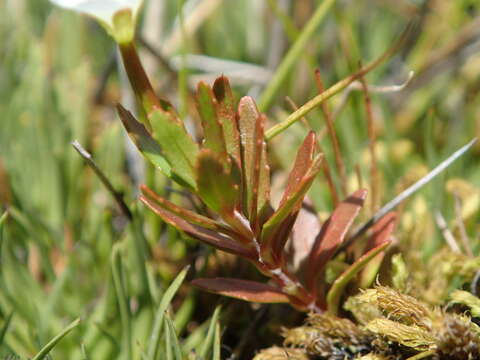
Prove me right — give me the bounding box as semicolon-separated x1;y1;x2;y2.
147;266;189;360
198;305;221;359
326;241;390;315
164;313;183;360
31;318;80;360
340;138;478;253
265;23;414;139
0;312;13;345
111;245;132;359
258;0;337;111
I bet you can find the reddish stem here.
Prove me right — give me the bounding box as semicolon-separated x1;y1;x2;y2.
119;41;171;126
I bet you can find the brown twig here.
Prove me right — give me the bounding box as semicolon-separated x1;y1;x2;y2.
359;72;379;214
434;210;461;253
314;69;347;197
453;193;473;256
72;140;133;220
285;97;339;206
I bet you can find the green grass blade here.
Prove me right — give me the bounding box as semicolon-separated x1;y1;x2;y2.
0;311;14;345
147;266;189;360
31;318;80;360
111;244;132;359
0;212;7;229
258;0;337;111
165;314;183;360
198;305;221;359
212;319;221;360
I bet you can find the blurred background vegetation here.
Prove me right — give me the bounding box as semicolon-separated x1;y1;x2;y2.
0;0;479;358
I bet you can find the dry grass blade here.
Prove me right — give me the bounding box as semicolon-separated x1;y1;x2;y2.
339;138;478;254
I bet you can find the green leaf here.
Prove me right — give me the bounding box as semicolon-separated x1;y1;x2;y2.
196;82;227;157
0;312;13;345
149;108;200;190
196;149;240;216
147;266;189;360
326;241;390;315
198;305;221;359
212;320;221;360
212;76;241;165
191;278;289;303
164;314;183;360
31;318;81;360
111;244;132;358
117;104;172;177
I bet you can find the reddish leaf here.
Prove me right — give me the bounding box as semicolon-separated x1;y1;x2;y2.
279;132;317;208
140;185;236;237
365;211;397;252
140;195;255;259
306;189;368;291
260;154;323;264
197;82;228;158
213;76;241;166
288;201;321;271
191;278;289;303
117;105;172;178
359;212;397;288
196;149;240;216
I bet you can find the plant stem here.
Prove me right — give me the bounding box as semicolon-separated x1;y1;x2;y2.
119;41;170;125
265;23;413;140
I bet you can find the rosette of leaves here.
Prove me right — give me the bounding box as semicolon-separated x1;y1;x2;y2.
118;76;395;313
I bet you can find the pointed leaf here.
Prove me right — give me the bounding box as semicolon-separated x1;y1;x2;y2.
289;202;322;271
365;211;397;251
140;185;238;238
197;82;228;158
326;241;391;315
149;108;199;189
117;105;172;178
260;154;323;264
279;131;317;208
164;314;182;360
147;266;189;360
32;318;81;360
213;76;241;165
140;195;254;258
196;149;240;216
307;189;367;291
359;212;397;288
191;278;289;303
198;306;221;359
